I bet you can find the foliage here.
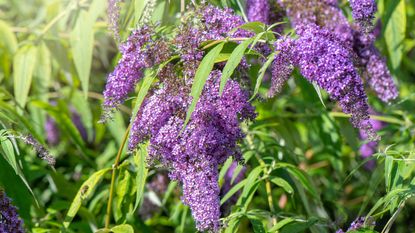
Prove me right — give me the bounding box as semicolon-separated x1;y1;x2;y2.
0;0;415;233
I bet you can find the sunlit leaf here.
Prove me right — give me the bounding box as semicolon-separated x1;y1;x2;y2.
63;168;111;229
384;0;406;70
13;45;37;110
220;38;253;95
182;42;225;130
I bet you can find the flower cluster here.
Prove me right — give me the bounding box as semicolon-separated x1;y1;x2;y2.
101;25;170;121
175;5;251;79
349;0;377;32
107;0;120;41
264;0;398;138
246;0;270;23
129;70;255;231
103;2;398;231
102;5;256;231
274;0;397;104
268;24;376;139
0;190;25;233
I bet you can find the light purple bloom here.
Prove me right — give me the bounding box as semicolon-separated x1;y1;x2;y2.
101;26;170;121
269;37;295;96
45;117;59;146
349;0;377;32
20;135;55;167
129;69;255;231
247;0;271;24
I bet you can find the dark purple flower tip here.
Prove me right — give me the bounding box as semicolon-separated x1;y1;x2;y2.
0;190;25;233
20;135;55;167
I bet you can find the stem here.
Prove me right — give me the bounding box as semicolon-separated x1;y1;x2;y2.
201;37;266;50
181;0;185;15
246;134;277;225
104;124;131;229
329;112;406;125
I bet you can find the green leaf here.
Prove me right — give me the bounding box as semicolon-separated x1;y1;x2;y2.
135;0;147;24
116;169;132;218
132;144;148;212
70;90;93;141
237;166;262;210
385;156;394;192
384;0;406;70
237;22;266;34
268;218;295;232
111;224;134;233
286;166;318;198
348;229;379;233
33;42;51;93
13;45;37;110
250;218;265;233
71;0;105;97
250;52;275;100
220;38;253;95
0;20;18;54
0;20;18;76
270;176;294;194
275;163;319;198
31;101;87;152
0;130;18;172
63;168;111;229
130;70;156;124
312;83;326;108
182;42;225;130
280;217;318;233
220;179;247;205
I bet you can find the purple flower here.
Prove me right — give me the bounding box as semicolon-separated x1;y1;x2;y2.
247;0;271;24
349;0;377;32
294;24;376;139
129;70;255;231
337;216;375;232
70;108;88;142
101;26;170;121
107;0;120;41
175;5;251;79
268;24;376;139
0;190;25;233
269;37;295;96
45;117;59;146
20;135;55;167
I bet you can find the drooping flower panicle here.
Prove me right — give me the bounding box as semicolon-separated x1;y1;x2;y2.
349;0;377;32
102;26;170;121
275;0;398;103
20;135;55;167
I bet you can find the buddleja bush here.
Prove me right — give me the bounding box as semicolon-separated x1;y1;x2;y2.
0;0;415;233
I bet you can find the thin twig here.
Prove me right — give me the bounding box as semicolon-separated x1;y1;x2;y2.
104;123;131;229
